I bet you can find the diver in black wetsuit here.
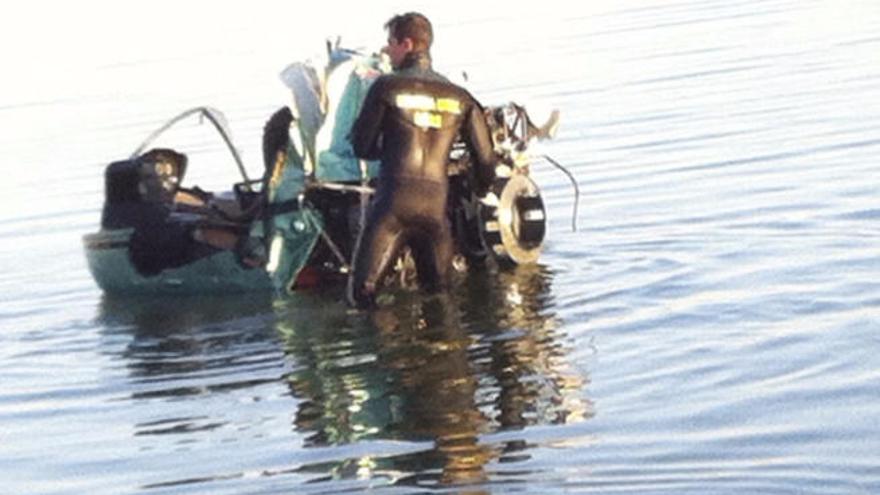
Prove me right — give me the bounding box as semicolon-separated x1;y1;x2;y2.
348;12;498;308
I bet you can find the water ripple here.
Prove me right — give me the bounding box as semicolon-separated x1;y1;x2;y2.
4;1;880;493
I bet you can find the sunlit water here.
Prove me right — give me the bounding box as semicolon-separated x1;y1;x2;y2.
2;1;879;493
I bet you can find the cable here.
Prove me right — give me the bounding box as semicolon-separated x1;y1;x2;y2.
541;154;579;232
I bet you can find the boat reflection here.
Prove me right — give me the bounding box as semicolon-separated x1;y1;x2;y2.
276;264;591;488
97;292;275;334
97;293;278;403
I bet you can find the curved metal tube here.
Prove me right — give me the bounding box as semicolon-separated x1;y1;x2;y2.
130;106;252;190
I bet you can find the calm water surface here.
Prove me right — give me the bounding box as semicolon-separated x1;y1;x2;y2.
2;1;879;493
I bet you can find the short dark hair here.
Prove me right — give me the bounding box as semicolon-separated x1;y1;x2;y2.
384;12;433;52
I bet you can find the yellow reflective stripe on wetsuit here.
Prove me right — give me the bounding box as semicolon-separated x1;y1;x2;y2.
396;94;436;112
434;98;461;114
395;93;462;129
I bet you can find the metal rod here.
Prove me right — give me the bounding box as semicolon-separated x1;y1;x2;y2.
318;230;350;270
130;106;253;191
307;181;375;195
346;160;372;306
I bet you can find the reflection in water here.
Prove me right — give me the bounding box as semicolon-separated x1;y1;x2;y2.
98;293;280;433
462;265;590;432
95;268;589;490
372;294;491;487
276;265;591;489
98;292;275;336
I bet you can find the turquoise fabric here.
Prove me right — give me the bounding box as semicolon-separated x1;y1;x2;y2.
270;208;323;293
315;63;381;182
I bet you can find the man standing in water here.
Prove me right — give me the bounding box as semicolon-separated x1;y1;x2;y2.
348;12;498;308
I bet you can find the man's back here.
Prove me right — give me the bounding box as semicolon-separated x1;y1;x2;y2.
351;53;496;189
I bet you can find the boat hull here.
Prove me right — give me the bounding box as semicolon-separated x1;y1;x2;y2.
83;229;273;294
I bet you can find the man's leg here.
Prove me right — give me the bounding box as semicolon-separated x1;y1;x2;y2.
410;220;454;293
349;215;404;308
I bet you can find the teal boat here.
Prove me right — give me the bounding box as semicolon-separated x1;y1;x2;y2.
83;48;570;295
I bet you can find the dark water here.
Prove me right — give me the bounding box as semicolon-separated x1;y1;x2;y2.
2;1;879;493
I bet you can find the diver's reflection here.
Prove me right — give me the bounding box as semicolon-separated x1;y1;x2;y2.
372;294;492;486
278;265;590;488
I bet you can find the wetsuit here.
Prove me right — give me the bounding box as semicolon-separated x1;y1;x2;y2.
349;52;497;307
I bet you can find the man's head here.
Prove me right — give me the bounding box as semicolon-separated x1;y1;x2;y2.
383;12;433;68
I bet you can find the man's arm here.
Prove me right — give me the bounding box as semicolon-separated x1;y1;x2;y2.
350;79;386;160
464;99;498;196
